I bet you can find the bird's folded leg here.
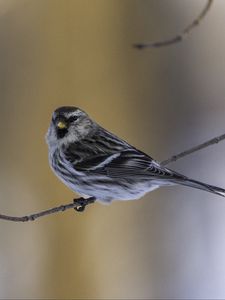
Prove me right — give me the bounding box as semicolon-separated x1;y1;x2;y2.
73;197;96;212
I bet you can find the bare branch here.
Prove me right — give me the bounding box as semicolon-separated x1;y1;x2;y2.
134;0;213;49
161;133;225;166
0;197;96;222
0;130;225;222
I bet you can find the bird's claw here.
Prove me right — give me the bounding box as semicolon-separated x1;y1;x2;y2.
73;197;96;212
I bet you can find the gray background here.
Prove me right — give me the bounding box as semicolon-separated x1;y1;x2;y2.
0;0;225;298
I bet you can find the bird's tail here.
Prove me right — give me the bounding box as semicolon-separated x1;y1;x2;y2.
178;178;225;197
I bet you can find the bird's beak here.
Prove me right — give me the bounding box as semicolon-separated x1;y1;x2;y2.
56;121;67;129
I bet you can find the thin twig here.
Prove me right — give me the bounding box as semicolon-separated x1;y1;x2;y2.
134;0;213;49
0;130;225;222
161;133;225;166
0;197;96;222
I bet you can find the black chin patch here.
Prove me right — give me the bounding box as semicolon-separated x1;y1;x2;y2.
56;128;68;139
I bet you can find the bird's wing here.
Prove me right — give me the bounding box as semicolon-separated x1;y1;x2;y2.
64;132;185;181
73;149;184;181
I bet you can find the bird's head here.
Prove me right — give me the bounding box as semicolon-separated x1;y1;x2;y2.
46;106;96;148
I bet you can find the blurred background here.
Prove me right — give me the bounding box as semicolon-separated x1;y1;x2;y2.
0;0;225;298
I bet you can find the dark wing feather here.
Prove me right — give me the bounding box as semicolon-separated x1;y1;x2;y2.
98;152;185;181
63;128;185;181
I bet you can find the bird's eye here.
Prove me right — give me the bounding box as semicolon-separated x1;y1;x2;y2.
56;121;67;129
68;116;78;123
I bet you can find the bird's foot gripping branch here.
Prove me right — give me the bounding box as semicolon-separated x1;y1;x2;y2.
74;197;96;212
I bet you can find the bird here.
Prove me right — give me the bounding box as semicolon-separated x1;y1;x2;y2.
46;106;225;204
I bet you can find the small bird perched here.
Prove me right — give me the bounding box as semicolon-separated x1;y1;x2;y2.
46;106;225;204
